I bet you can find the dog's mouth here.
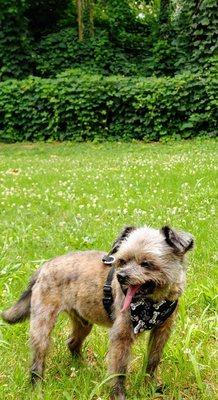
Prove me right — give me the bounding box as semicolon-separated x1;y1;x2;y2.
121;281;156;312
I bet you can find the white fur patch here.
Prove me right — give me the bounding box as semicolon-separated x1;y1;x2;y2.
118;226;167;258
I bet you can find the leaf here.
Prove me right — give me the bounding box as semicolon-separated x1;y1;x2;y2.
180;122;194;131
200;17;210;26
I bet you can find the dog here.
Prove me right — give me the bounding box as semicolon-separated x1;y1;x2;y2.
1;225;194;399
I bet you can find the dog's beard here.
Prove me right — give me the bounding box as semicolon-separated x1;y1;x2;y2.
121;281;156;312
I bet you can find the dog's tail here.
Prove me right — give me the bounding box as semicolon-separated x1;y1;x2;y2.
1;271;39;324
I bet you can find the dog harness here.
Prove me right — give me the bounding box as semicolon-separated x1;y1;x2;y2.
130;293;177;334
102;262;178;334
102;265;115;319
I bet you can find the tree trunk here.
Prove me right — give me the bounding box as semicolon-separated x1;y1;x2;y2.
77;0;84;41
77;0;94;41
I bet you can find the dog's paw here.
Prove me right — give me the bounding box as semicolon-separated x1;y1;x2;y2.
110;386;126;400
110;394;126;400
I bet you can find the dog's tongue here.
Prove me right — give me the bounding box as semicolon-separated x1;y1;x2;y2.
121;285;141;312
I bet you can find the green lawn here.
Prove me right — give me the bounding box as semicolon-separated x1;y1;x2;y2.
0;139;217;400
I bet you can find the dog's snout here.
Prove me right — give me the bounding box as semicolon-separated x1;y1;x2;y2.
117;272;127;284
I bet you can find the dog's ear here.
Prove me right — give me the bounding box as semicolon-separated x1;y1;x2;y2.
109;226;136;255
161;226;194;255
103;226;136;264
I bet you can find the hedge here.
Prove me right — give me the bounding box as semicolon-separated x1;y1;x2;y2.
0;67;217;142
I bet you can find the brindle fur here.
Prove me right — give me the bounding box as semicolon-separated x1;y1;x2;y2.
1;225;193;399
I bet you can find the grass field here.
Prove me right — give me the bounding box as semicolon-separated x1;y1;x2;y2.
0;139;217;400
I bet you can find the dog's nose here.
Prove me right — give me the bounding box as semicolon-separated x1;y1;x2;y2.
117;272;127;284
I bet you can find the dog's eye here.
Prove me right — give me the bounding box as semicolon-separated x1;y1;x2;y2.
119;259;126;266
141;261;152;268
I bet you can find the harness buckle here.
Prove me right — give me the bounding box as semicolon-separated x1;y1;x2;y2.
103;298;112;307
103;284;112;297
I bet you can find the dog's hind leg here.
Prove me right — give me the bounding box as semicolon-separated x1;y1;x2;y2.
67;311;92;357
30;294;60;384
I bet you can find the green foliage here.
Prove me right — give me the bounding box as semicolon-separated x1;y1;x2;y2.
25;0;74;40
0;0;75;80
35;28;149;77
1;0;217;80
150;38;175;76
0;0;217;141
173;0;218;71
0;0;34;80
0;67;217;142
149;0;176;76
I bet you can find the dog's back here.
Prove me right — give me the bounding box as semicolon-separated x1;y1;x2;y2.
1;250;111;326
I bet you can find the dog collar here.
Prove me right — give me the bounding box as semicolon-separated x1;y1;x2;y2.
130;296;178;334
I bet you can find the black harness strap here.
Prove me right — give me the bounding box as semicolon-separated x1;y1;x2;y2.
103;266;115;319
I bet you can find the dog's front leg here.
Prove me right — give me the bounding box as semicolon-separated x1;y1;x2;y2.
146;308;177;378
107;315;134;400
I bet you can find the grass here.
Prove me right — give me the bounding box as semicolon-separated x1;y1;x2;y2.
0;139;217;400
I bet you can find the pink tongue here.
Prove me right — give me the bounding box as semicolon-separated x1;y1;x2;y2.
121;285;141;312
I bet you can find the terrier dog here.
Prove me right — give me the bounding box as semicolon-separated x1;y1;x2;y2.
1;225;194;399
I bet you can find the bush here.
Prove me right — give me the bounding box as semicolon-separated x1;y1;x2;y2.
35;28;149;77
0;0;34;80
173;0;218;72
0;67;217;142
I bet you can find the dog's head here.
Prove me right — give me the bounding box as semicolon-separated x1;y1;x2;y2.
103;225;194;310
